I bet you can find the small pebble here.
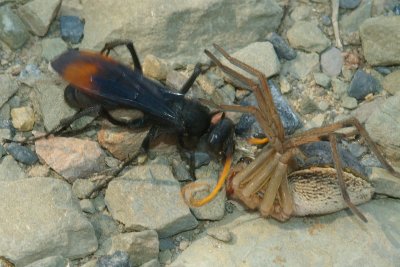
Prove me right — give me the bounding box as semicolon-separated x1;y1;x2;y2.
80;199;96;214
374;67;391;76
361;154;382;168
159;238;176;251
339;0;361;9
393;4;400;15
348;70;382;100
158;250;173;265
314;72;331;88
194;151;211;168
5;143;38;165
321;47;343;77
60;16;84;44
318;100;330;112
321;15;331;26
93;194;106;212
265;32;297;60
341;96;358;110
11;106;35;131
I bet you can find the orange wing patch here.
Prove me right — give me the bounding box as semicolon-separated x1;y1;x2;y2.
62;61;99;92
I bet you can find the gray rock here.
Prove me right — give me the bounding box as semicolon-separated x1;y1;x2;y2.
35;137;106;182
42;38;68;61
360;16;400;65
81;0;283;63
374;67;391;76
102;231;159;267
290;5;312;21
60;15;84;44
72;178;98;199
341;96;358;109
89;214;119;244
347;142;367;158
339;0;372;45
33;78;76;131
186;178;226;221
0;75;18;108
105;164;198;238
171;199;400;266
221;42;280;83
313;72;331;88
5;142;38;165
370;167;400;198
0;155;25;181
287;21;330;53
18;64;42;87
96;251;130;267
80;199;96;214
283;51;320;80
299;97;319;115
348;69;382;100
331;78;348;100
18;0;62;36
235;81;302;137
366;94;400;166
321;15;331;26
382;70;400;95
320;47;343;77
339;0;361;9
0;5;29;49
93;194;106;212
24;255;70;267
265;32;297;60
0;177;98;266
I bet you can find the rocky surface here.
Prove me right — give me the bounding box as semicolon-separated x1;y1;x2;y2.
1;0;400;266
0;177;97;266
171;199;400;267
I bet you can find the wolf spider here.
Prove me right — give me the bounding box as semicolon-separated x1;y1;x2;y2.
184;44;400;222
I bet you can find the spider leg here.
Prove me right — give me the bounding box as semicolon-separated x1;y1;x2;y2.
285;117;400;178
210;44;285;141
330;133;368;222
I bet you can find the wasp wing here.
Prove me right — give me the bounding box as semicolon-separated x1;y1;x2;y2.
51;50;183;128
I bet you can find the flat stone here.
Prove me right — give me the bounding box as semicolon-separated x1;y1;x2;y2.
348;69;382;100
360;16;400;65
142;54;170;81
313;72;331;88
72;178;98;199
221;42;280;84
34;78;76;132
24;256;70;267
0;155;25;181
105;164;198;238
366;94;400;166
41;38;68;61
370;167;400;198
35;137;106;182
287;21;330;53
89;214;119;244
331;78;348;100
341;96;358;109
282;51;319;80
11;106;35;131
81;0;283;63
0;5;29;49
0;177;98;266
290;5;312;21
0;75;18;108
171;198;400;266
339;0;372;45
382;70;400;95
102;230;159;267
97;125;149;161
18;0;61;36
320;47;343;77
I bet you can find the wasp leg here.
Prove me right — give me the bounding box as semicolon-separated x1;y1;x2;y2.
179;63;202;95
100;39;142;73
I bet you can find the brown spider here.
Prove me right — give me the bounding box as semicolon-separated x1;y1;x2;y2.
183;44;400;222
